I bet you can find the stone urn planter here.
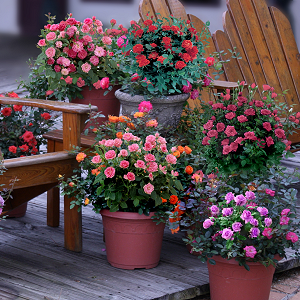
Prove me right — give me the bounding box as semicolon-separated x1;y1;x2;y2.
115;89;189;130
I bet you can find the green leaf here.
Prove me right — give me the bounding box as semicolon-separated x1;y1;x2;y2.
133;198;140;207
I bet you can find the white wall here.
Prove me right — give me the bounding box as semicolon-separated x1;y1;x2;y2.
0;0;19;34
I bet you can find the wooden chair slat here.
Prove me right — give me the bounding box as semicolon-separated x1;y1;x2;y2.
139;0;157;21
149;0;171;20
270;6;300;105
250;0;298;109
166;0;188;20
223;11;255;87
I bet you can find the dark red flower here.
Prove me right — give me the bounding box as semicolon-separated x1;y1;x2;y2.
41;113;51;120
1;107;12;117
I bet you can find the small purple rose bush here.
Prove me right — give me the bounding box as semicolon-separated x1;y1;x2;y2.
200;82;300;175
184;188;300;269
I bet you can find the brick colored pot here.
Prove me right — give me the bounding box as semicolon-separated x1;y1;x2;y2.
207;255;278;300
72;85;121;127
6;203;28;218
100;209;165;270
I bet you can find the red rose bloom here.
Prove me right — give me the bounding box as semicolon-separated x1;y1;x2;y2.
19;144;29;152
204;57;215;66
7;92;19;98
148;25;157;32
175;61;186;70
143;19;153;26
148;52;159;60
162;36;171;44
13;105;23;111
22;131;34;143
135;29;144;38
225;112;236;120
1;107;12;117
150;43;157;47
157;56;166;64
8;146;17;154
181;40;193;50
41;112;51;120
133;44;144;54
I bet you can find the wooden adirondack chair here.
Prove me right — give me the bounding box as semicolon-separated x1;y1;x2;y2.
213;0;300;143
0;96;98;252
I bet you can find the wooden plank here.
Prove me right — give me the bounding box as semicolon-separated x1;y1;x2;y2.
0;96;98;114
223;10;256;87
166;0;188;21
270;6;300;105
47;187;60;227
139;0;157;21
251;0;299;109
150;0;171;20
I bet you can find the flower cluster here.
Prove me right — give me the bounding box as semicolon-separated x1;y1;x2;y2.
34;14;128;100
185;189;300;269
0;92;57;158
59;126;183;219
200;82;300;175
120;15;213;97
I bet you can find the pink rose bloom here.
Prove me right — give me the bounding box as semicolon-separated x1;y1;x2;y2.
138;101;153;113
45;47;56;58
266;136;274;147
84;18;93;25
222;228;234;240
166;154;177;164
105;150;116;160
244;245;257;258
237;115;248;123
93;80;101;89
135;160;146;169
104;139;115;147
203;74;212;87
104;167;115;178
190;89;199;100
77;77;85;87
216;123;225;132
257;207;268;216
144;153;156;162
202;137;211;145
224;126;237;137
227;104;237;111
124;172;135;181
262;228;273;239
47;58;55;65
100;77;110;89
143;142;154;151
255;100;264;107
204;56;215;66
275;128;286;139
260;109;271;115
61;68;69;76
94;46;106;57
120;160;130;168
203;120;214;130
81;63;91;73
244;131;257;140
265;189;275;196
207;130;218;138
83;35;93;43
38;39;46;46
46;32;56;41
78;50;88;60
230;142;239;152
159;164;167;174
182;80;192;93
62;58;71;67
54;65;61;72
221;139;229;146
128;143;140;152
157;136;166;144
264;217;272;227
203;218;214;229
123;132;134;141
147;161;158;173
102;36;112;45
146;135;156;144
225;112;236;120
286;232;298;243
143;183;154;195
244;108;256;116
65;76;73;85
55;41;63;48
280;216;290;225
119;149;128;157
271;92;277;99
241;210;253;223
91;155;102;164
263;84;271;91
67;27;75;37
263;122;272;131
90;55;99;66
117;35;128;48
114;138;122;148
171;170;179;176
234;137;244;144
160;144;168;153
281;209;290;216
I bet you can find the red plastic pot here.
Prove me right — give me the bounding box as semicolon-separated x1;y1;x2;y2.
72;85;121;127
207;255;279;300
100;209;165;270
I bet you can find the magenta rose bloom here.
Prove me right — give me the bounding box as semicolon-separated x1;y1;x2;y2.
244;245;257;258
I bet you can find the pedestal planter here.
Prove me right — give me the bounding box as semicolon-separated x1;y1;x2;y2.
5;203;28;218
207;255;278;300
115;89;189;130
100;209;165;270
72;85;121;127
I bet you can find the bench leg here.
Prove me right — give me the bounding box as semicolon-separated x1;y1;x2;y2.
47;186;60;227
64;195;82;252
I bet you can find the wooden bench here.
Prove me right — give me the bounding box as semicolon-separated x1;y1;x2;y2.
0;96;97;252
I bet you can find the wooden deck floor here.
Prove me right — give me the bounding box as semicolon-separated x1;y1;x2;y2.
0;191;298;300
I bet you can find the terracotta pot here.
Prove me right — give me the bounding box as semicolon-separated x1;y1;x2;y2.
207;255;279;300
100;209;165;270
6;203;28;218
115;89;189;130
72;85;121;127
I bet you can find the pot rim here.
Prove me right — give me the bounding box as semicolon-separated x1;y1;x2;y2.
100;209;157;220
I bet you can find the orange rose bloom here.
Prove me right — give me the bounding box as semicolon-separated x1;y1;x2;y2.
108;115;119;123
172;150;180;157
184;146;192;154
134;112;144;118
91;169;100;176
76;152;86;162
92;128;98;133
119;115;131;123
161;197;167;203
116;131;123;139
177;145;184;153
84;198;90;205
171;226;180;234
169;195;178;205
127;122;136;129
185;165;193;175
69;182;74;187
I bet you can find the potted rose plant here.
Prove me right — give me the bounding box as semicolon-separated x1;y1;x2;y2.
28;14;130;124
59;113;183;269
115;14;216;129
184;184;300;300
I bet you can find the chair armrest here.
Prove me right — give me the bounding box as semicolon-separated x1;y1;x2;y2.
212;80;240;90
0;96;98;114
